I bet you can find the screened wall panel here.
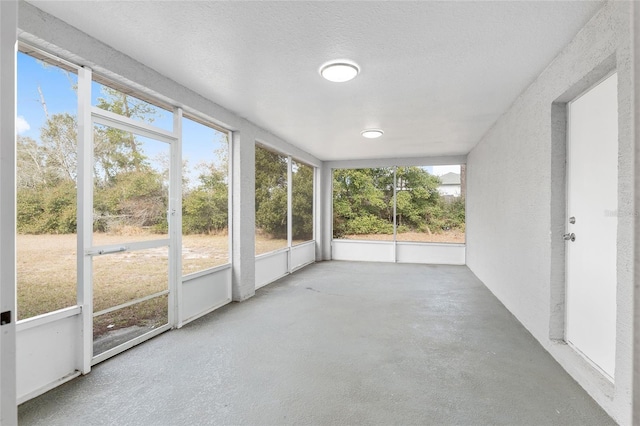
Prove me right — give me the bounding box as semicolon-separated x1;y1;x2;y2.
396;165;465;244
181;117;230;275
91;80;173;132
16;51;78;320
92;125;170;245
333;165;465;244
255;145;288;255
292;160;314;244
332;167;394;241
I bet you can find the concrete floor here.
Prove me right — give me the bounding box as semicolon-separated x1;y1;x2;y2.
19;261;614;425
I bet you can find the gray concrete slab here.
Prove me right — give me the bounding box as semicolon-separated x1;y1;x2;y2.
18;262;615;425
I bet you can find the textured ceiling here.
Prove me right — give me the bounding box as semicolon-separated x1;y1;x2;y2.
28;1;604;161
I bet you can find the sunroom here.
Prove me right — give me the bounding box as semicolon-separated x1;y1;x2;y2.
1;1;639;425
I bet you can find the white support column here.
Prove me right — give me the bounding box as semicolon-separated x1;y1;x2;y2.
231;122;256;301
393;166;397;262
313;165;321;261
0;1;18;423
287;156;293;272
320;163;333;261
171;108;183;327
633;2;640;423
77;66;93;374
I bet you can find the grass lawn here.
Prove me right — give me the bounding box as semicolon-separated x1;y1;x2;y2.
17;230;459;336
16;233;290;324
340;230;465;243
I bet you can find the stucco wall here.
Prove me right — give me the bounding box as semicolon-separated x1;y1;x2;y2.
466;2;632;424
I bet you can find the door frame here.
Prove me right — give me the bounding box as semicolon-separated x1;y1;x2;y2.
564;71;618;380
77;67;182;370
549;55;617;345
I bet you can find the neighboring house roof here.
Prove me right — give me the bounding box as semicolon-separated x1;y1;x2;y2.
439;172;460;185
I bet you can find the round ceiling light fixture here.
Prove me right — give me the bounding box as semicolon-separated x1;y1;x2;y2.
361;129;384;139
320;60;360;82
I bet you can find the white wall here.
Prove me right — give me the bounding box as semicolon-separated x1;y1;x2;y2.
0;1;18;423
331;240;466;265
466;2;632;424
437;185;461;197
181;266;232;325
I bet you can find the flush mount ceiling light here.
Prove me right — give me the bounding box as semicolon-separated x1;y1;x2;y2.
320;61;360;82
361;129;384;139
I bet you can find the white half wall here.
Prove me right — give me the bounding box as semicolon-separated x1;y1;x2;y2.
332;240;395;263
396;242;465;265
255;243;316;290
181;266;232;326
291;242;315;271
332;240;465;265
16;308;81;404
255;250;289;290
466;2;632;424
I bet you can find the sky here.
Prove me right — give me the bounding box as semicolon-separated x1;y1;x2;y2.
431;165;460;176
16;51;227;184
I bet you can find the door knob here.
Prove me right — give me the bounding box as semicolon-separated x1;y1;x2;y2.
563;233;575;242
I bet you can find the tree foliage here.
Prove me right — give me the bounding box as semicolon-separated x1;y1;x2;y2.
182;162;228;234
255;146;288;239
333;168;394;236
332;167;465;238
16;83;236;236
253;148;315;241
291;162;313;241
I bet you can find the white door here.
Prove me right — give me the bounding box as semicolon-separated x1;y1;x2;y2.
86;111;179;365
566;72;618;380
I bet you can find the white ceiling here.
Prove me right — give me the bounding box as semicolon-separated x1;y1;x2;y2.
29;1;604;161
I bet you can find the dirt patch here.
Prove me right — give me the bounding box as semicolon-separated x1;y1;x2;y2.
341;230;465;243
16;233;307;320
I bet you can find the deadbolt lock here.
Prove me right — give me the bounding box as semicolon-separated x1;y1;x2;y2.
563;233;576;242
569;216;575;224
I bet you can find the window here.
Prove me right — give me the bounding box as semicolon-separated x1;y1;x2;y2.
333;165;465;243
291;160;314;244
16;51;79;320
91;80;173;132
181;117;230;275
333;168;394;240
92;125;169;245
255;145;288;254
396;165;465;243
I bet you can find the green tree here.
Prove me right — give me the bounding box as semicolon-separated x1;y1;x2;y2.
94;166;167;233
332;168;394;237
292;161;313;241
40;113;78;183
182;163;228;234
332;166;464;238
91;86;168;233
255;146;288;239
17;84;168;235
16;135;47;189
395;166;441;233
17;180;76;234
